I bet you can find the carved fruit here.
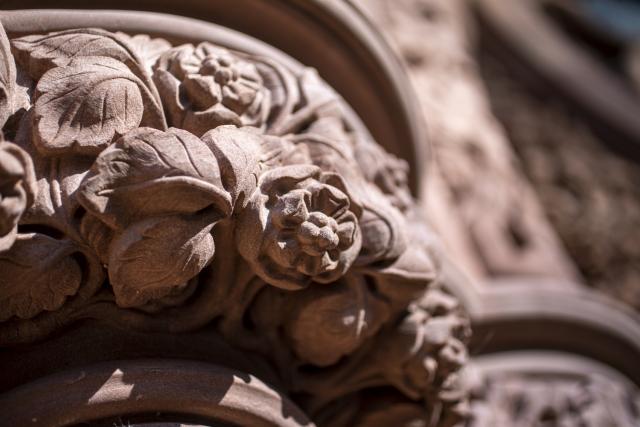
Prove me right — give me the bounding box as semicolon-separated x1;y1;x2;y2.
286;275;388;366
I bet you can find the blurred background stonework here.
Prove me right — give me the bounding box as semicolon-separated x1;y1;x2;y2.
352;1;640;424
354;0;640;309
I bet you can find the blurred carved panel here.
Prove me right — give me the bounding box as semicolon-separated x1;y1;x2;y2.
354;0;579;285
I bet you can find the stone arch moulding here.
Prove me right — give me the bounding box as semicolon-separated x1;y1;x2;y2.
440;258;640;384
441;257;640;424
0;359;313;427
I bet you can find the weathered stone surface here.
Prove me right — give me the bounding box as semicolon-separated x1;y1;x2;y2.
354;2;640;426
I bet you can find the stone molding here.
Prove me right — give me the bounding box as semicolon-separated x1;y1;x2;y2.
0;359;313;427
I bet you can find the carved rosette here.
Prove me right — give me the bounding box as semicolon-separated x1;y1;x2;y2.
0;21;470;426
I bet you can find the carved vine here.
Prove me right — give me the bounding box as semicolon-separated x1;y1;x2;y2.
0;23;469;426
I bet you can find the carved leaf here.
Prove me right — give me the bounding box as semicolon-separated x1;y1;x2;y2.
11;28;147;81
78;127;232;229
0;233;82;321
357;204;407;265
0;22;17;127
13;109;95;230
200;125;262;203
34;62;137;154
12;29;166;147
361;219;438;311
116;33;171;73
31;56;156;156
108;215;215;308
80;213;113;265
254;57;300;134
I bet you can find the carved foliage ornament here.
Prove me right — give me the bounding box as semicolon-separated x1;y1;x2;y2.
0;22;469;426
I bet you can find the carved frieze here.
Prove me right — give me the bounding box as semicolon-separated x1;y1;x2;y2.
469;374;640;427
466;356;640;427
0;21;469;426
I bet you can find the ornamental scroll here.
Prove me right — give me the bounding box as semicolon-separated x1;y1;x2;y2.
0;22;469;426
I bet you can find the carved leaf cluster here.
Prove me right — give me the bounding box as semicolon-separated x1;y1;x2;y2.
0;233;83;321
468;372;640;427
77;127;232;307
12;29;165;156
78;127;231;229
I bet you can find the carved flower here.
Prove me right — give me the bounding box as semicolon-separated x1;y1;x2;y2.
237;165;362;290
153;43;270;136
288;134;409;265
0;140;36;251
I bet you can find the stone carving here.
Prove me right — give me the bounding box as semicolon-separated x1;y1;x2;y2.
154;42;270;135
0;139;36;251
237;164;362;290
467;371;640;427
0;21;469;426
